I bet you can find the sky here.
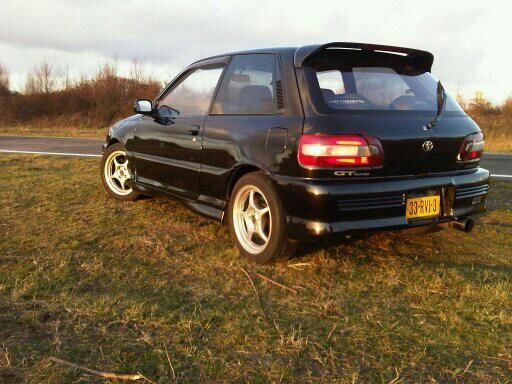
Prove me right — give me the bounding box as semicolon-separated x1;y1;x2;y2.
1;0;511;103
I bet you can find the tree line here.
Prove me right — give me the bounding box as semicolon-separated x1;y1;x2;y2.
0;60;162;128
0;60;510;137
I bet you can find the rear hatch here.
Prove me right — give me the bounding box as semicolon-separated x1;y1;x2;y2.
298;48;481;177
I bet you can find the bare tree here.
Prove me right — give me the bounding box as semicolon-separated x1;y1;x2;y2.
130;57;145;83
100;62;117;80
24;72;38;94
63;65;71;90
0;63;9;94
455;90;467;110
38;61;56;94
25;61;56;94
95;59;119;84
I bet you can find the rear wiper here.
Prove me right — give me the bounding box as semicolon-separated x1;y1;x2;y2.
424;80;446;130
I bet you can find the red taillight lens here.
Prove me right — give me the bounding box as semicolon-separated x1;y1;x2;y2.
298;134;384;168
457;132;484;162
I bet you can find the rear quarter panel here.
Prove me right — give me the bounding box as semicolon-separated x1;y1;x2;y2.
200;115;303;203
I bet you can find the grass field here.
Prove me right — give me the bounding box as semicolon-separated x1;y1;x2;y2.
1;155;512;383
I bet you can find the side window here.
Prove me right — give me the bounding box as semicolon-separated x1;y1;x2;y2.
158;66;224;117
316;70;345;102
212;54;276;114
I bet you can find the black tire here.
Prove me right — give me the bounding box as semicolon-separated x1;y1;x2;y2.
101;143;140;201
228;172;296;263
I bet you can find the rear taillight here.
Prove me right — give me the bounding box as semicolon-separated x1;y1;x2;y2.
457;132;484;162
298;134;384;168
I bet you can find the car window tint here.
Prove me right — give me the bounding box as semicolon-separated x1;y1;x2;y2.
158;66;224;117
212;54;276;114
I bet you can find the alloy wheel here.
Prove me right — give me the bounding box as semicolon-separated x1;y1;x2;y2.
103;150;133;196
232;185;272;254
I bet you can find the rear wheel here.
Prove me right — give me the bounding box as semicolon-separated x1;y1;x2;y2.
228;173;296;263
101;143;140;201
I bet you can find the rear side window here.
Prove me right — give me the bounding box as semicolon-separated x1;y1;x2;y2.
212;54;276;114
158;65;225;117
316;70;345;100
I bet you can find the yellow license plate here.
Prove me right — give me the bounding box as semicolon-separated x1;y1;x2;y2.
406;195;441;219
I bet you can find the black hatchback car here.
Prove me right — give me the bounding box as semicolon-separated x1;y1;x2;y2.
101;42;489;263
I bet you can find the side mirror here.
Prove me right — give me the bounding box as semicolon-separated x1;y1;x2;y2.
134;99;153;114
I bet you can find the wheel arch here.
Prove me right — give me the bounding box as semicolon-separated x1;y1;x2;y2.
222;164;264;223
226;164;263;196
106;137;120;148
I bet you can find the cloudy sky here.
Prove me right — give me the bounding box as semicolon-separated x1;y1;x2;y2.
1;0;510;103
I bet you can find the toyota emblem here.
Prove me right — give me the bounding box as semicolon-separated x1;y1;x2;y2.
422;140;434;152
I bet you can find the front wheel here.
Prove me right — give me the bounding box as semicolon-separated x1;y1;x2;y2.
101;143;140;201
228;172;296;263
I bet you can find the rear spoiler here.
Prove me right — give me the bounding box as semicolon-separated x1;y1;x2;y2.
294;42;434;71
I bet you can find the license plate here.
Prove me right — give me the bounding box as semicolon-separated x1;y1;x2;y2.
406;195;441;219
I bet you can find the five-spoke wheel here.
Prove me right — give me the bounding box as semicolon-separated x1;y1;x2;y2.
101;143;140;200
228;172;296;263
232;185;272;254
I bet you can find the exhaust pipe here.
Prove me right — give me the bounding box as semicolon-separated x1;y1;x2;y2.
453;217;475;233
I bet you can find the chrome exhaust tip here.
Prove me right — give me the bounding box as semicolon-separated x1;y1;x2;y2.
453;217;475;233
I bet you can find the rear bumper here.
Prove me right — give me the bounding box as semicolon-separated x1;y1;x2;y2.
271;168;490;239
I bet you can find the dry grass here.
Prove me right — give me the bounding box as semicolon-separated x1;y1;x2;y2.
0;125;105;138
476;118;512;153
484;136;512;153
1;155;512;383
471;99;512;153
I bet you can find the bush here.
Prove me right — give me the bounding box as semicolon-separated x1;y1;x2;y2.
466;97;512;151
1;63;162;128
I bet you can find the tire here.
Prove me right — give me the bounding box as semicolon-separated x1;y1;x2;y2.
228;172;296;263
101;143;140;201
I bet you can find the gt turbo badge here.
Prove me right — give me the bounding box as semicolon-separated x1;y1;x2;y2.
334;171;370;177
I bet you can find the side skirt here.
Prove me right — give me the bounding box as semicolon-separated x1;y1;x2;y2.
132;181;225;222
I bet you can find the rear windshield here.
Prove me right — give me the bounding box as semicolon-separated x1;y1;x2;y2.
306;50;462;113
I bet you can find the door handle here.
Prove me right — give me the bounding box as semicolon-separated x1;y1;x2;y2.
187;125;200;136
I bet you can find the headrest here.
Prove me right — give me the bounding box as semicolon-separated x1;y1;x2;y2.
239;85;273;113
320;88;336;99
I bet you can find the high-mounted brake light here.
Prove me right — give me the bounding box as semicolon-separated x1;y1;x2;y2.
457;132;484;162
298;134;384;168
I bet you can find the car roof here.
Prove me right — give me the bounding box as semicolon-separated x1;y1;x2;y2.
191;42;434;72
190;47;298;65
